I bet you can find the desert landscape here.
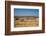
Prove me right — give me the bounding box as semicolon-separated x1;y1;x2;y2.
14;16;39;27
14;8;39;27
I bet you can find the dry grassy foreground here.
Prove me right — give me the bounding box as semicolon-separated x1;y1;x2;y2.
14;16;39;27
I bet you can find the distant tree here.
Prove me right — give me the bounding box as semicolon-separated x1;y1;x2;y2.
16;18;19;20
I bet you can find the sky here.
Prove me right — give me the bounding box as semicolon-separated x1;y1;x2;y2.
14;8;39;16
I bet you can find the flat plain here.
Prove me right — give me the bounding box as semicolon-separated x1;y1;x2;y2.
14;16;39;27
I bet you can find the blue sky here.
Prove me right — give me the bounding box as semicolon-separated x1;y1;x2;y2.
14;8;39;16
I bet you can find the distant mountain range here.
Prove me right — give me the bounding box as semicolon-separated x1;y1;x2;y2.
14;16;38;18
